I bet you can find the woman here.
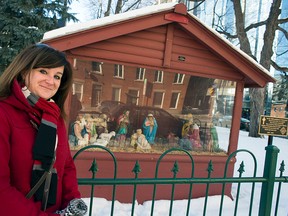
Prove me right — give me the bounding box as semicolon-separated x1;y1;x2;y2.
0;44;86;216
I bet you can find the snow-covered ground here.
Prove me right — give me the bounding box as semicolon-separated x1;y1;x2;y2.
80;127;288;215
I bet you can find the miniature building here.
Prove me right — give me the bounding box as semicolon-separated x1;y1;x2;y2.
42;3;275;202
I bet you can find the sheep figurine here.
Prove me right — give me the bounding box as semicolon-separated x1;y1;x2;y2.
92;131;116;147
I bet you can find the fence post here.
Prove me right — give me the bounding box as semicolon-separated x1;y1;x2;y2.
258;145;279;216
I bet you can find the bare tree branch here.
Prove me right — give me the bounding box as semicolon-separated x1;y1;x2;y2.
245;20;267;32
187;0;205;12
115;0;123;14
215;30;238;39
259;0;282;69
233;0;253;57
278;17;288;24
104;0;113;17
124;0;141;13
277;26;288;40
271;60;288;75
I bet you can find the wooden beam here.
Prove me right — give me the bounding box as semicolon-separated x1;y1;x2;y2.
228;81;244;154
163;24;174;67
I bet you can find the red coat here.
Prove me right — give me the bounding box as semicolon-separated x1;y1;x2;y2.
0;83;81;216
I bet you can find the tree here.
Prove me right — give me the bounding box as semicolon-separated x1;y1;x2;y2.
0;0;78;74
87;0;158;19
272;74;288;103
233;0;286;137
190;0;287;137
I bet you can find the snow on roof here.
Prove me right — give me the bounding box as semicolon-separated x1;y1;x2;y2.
42;2;275;82
42;2;177;41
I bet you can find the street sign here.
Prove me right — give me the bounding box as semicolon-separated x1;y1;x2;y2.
258;115;288;137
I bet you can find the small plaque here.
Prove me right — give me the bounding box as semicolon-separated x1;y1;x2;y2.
258;115;288;136
178;56;186;61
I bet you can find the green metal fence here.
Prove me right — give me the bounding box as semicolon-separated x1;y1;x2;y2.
73;145;288;216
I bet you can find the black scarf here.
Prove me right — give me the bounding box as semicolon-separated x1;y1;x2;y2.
22;85;60;208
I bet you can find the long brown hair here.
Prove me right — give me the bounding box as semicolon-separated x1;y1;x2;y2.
0;44;73;118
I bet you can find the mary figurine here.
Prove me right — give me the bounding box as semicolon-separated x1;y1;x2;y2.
142;113;158;144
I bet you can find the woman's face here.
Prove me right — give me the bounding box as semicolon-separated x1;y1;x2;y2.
25;66;64;100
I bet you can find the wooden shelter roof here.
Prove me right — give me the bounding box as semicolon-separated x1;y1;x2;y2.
42;3;275;88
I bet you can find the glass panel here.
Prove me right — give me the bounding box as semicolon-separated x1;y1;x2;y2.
68;59;236;154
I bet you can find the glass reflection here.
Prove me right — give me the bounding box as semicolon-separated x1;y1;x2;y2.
68;59;236;154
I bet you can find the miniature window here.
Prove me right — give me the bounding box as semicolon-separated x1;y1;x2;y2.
112;87;121;101
126;89;139;105
136;68;145;80
154;70;163;83
73;58;77;69
91;61;102;74
114;64;124;78
170;92;180;109
91;84;102;107
72;82;83;101
153;91;164;108
173;73;185;84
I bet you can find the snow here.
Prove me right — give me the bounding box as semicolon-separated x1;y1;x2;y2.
42;2;177;41
80;127;288;215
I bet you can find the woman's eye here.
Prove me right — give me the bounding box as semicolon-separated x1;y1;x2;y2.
54;75;62;80
39;69;47;74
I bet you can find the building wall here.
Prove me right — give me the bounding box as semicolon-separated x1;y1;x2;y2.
70;24;243;82
71;59;190;115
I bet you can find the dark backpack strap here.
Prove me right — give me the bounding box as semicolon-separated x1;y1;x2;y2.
26;157;55;210
26;171;48;199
